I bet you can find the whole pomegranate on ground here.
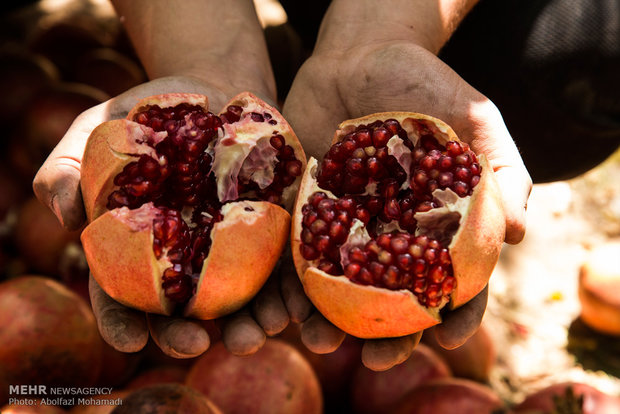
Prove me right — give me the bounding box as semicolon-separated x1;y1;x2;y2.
111;384;221;414
514;382;620;414
350;343;452;414
292;112;504;338
0;276;103;404
422;323;496;383
185;339;323;414
14;196;81;276
80;92;305;319
578;241;620;335
390;378;505;414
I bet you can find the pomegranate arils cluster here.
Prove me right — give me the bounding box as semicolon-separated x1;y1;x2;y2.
345;233;455;307
104;103;302;305
317;119;410;196
411;135;481;198
300;118;481;308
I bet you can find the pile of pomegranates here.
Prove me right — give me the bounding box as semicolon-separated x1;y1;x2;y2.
80;92;305;319
292;112;505;338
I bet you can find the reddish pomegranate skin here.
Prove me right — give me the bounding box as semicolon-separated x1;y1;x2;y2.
112;384;222;414
0;50;59;124
95;342;142;388
514;382;620;414
350;343;452;414
0;276;103;405
69;391;129;414
14;197;81;276
422;324;496;383
292;112;505;339
14;82;108;180
390;378;505;414
125;365;188;390
578;242;620;335
74;48;146;96
278;323;363;411
185;340;323;414
0;402;67;414
80;92;305;319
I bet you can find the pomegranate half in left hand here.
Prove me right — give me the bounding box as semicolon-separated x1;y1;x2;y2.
80;92;305;319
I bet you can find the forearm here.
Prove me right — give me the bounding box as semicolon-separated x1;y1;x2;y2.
315;0;479;55
111;0;276;101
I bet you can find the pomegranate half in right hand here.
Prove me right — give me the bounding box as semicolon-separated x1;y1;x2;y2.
291;112;505;338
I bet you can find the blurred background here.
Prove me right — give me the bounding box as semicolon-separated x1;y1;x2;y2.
0;0;619;413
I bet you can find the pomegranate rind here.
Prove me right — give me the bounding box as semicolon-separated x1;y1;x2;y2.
291;158;440;339
291;112;505;338
81;119;162;222
444;154;504;307
578;242;620;335
80;205;174;315
303;267;441;338
185;200;290;319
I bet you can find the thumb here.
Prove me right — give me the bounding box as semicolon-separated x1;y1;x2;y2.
464;100;533;245
33;102;110;230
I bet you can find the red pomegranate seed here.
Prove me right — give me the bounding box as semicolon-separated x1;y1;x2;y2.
345;263;361;278
300;244;320;260
310;219;328;235
349;247;368;263
355;130;372;147
346;158;365;176
372;127;391;148
382;266;401;289
452;181;469;197
329;221;347;242
369;262;385;279
270;134;285;150
397;253;414;271
383;198;401;220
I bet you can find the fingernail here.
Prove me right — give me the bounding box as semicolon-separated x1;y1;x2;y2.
50;195;66;227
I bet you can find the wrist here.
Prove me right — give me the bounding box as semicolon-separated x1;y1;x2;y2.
314;0;478;56
112;0;276;103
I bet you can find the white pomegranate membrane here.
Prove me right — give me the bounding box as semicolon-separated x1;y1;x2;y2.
107;103;302;305
299;119;480;307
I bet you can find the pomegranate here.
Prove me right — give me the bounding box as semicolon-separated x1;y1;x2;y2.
578;242;620;335
0;276;103;404
279;323;363;411
95;342;142;388
0;403;66;414
112;384;222;414
80;92;305;319
185;339;323;414
350;343;452;414
125;365;188;390
29;18;115;79
291;113;504;338
514;382;620;414
422;323;496;382
14;197;81;276
69;391;128;414
390;378;505;414
11;82;108;180
74;48;146;97
0;49;59;124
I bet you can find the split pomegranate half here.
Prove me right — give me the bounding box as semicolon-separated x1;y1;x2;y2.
80;92;305;319
291;113;504;338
